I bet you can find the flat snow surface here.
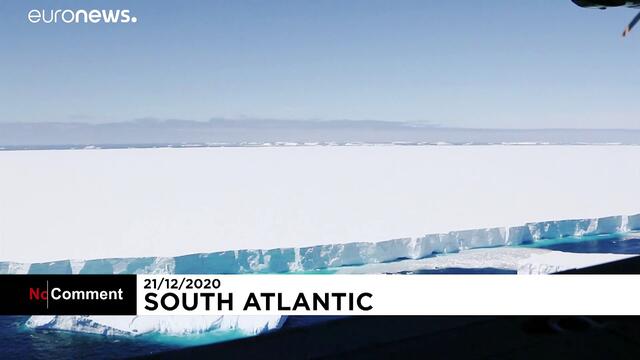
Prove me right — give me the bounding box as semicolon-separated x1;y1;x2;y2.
1;145;639;263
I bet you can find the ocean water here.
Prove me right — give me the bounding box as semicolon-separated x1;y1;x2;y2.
0;316;250;359
1;233;638;359
0;316;169;359
525;234;640;254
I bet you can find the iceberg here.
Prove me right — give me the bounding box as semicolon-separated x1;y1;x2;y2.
6;213;638;338
2;146;638;339
517;252;635;275
25;315;285;337
334;247;636;275
335;247;550;274
3;146;640;264
4;214;636;276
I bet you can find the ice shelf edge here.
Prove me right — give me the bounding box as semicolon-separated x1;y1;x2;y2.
2;213;638;275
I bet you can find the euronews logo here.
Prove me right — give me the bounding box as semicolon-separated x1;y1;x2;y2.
27;9;138;24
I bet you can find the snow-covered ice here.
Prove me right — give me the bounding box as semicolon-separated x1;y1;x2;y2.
517;252;635;275
1;145;639;263
1;145;639;338
334;247;635;275
335;247;550;274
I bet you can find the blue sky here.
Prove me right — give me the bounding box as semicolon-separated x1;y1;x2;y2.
1;0;639;128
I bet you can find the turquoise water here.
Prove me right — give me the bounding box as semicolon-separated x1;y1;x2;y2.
523;232;640;254
1;232;638;359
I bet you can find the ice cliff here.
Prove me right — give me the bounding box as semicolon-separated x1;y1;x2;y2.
2;214;637;276
24;315;285;337
3;213;638;337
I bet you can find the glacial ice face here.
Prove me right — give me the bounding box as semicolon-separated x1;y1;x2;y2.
6;213;638;338
2;214;637;276
629;214;640;231
524;216;629;240
506;226;533;245
25;315;285;337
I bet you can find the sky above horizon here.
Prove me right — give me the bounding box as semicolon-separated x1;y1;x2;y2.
1;0;639;129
